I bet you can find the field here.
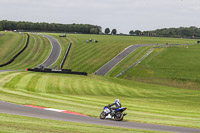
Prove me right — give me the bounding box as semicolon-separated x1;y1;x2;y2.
0;32;26;65
0;33;51;70
0;71;200;128
120;44;200;90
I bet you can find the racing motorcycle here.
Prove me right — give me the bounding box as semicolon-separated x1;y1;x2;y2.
99;105;127;121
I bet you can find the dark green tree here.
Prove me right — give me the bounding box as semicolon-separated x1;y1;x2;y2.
90;28;99;34
105;28;110;34
111;29;117;35
0;24;3;31
129;30;134;35
135;30;141;36
0;20;102;34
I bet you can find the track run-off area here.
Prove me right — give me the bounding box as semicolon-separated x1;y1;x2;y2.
1;101;200;133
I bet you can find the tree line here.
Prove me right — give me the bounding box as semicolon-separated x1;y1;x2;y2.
0;20;102;34
105;28;117;35
129;26;200;39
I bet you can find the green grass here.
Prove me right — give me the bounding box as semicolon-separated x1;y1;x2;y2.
0;71;200;128
0;32;26;65
0;113;164;133
0;33;51;70
120;44;200;89
58;34;196;74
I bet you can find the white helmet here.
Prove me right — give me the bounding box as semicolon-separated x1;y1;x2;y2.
115;99;120;103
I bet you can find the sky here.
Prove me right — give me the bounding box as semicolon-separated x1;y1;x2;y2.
0;0;200;33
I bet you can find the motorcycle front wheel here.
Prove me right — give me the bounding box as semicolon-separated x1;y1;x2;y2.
100;111;106;119
114;112;124;121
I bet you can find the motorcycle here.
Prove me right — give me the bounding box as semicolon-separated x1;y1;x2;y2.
99;105;127;121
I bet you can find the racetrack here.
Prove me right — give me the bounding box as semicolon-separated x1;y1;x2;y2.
1;101;200;133
38;34;61;68
95;44;159;76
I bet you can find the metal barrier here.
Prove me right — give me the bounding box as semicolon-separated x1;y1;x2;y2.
27;68;87;76
60;43;72;69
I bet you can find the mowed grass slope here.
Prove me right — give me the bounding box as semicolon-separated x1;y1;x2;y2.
0;33;51;70
0;71;200;128
120;44;200;89
0;113;163;133
61;34;196;73
0;32;26;65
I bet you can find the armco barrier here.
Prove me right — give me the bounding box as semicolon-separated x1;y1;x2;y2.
27;68;87;76
0;33;30;67
60;43;72;69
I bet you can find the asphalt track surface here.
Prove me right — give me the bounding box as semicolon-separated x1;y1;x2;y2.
38;34;61;68
95;44;159;76
1;101;200;133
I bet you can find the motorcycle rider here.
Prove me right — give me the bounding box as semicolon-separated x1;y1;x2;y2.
107;99;121;114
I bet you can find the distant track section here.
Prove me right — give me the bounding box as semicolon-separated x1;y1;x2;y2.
0;33;29;67
38;34;61;68
95;44;158;76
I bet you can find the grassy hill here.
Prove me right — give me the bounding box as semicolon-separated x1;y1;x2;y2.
0;33;51;70
0;71;199;128
57;34;196;74
120;44;200;90
0;32;26;65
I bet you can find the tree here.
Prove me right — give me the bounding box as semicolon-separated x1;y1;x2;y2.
90;28;99;34
105;28;110;34
0;24;3;31
129;30;134;35
111;29;117;35
135;30;141;36
0;20;102;34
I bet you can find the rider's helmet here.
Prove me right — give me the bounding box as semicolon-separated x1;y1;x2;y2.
115;99;120;103
115;99;121;108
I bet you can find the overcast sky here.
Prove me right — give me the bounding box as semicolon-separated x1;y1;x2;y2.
0;0;200;33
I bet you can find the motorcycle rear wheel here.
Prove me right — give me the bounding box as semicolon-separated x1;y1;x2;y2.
114;112;124;121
